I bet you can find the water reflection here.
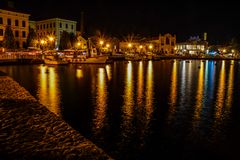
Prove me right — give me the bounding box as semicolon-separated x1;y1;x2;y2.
192;62;204;128
120;61;134;143
76;69;83;78
226;60;234;108
145;61;154;123
93;68;107;132
105;64;112;81
215;61;226;121
122;61;134;121
137;61;144;107
38;65;61;115
168;60;177;121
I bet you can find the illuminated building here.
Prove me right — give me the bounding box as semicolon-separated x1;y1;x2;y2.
0;9;30;48
149;33;176;54
176;35;208;55
33;18;77;48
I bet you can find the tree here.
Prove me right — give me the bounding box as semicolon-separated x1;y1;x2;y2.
3;26;15;50
59;31;71;50
26;27;37;48
69;32;77;48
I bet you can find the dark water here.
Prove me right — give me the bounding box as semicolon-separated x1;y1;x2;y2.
1;60;240;160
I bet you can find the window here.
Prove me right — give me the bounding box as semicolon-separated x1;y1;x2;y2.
0;17;3;24
59;22;62;28
47;24;48;28
0;29;3;36
22;21;26;27
7;18;11;25
15;20;19;26
37;25;39;30
40;25;42;29
15;30;19;37
22;31;26;38
53;22;55;28
50;23;52;28
43;24;45;29
66;24;68;29
71;25;73;29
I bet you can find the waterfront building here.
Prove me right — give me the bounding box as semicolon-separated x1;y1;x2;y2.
176;35;208;55
149;33;176;54
35;18;77;48
0;9;30;48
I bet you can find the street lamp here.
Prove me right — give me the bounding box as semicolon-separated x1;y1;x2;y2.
48;36;54;50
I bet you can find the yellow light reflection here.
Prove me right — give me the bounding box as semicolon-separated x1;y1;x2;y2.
76;69;83;78
192;62;204;128
137;61;144;106
226;60;234;108
215;61;226;121
93;68;107;131
105;65;112;81
168;61;177;121
145;61;154;122
38;66;60;115
124;62;134;115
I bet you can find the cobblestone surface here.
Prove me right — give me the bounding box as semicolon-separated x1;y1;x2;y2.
0;73;112;159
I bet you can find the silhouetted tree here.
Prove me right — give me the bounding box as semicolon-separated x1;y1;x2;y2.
59;31;71;50
26;27;37;48
69;32;77;48
3;26;15;50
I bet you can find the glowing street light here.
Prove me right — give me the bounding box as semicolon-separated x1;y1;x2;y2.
77;42;81;46
223;49;226;53
128;43;132;48
100;40;104;45
149;45;153;49
40;40;45;44
139;45;143;49
106;44;110;48
231;49;235;53
49;36;54;42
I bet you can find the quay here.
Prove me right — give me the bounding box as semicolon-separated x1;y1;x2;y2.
0;71;112;159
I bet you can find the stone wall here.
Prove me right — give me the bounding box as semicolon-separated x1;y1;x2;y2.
0;72;112;159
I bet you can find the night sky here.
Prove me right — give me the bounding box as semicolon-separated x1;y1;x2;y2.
1;0;240;44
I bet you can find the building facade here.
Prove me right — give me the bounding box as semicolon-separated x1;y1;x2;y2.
35;18;77;48
0;9;30;48
149;33;176;54
176;36;208;55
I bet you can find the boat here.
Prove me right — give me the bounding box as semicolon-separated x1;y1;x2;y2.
44;55;68;65
77;56;112;64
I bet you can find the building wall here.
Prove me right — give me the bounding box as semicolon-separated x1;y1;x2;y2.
0;9;30;48
176;41;208;54
159;33;176;54
35;18;77;48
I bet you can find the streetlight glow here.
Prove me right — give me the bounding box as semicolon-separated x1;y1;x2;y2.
149;45;153;49
100;40;104;45
49;37;54;42
128;43;132;48
139;45;143;49
106;44;110;48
